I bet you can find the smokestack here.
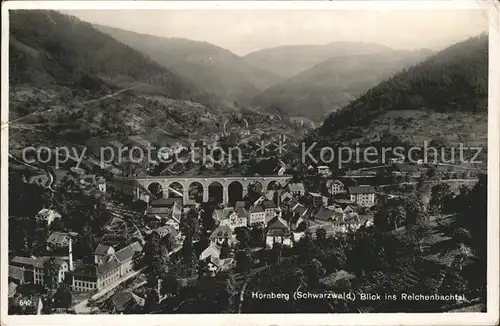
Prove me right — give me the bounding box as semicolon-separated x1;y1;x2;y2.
68;237;74;271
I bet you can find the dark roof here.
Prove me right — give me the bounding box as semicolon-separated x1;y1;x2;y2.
146;207;171;217
348;186;375;194
267;217;289;230
9;265;25;282
47;232;70;245
292;203;307;216
11;257;46;268
111;291;142;312
215;208;235;221
210;225;232;239
11;256;67;269
150;198;182;208
267;228;291;237
235;201;246;209
114;242;143;263
288;183;305;193
155;225;178;238
358;214;375;224
94;244;113;255
249;204;264;213
96;259;122;277
235;207;248;218
314;207;335;221
262;200;277;209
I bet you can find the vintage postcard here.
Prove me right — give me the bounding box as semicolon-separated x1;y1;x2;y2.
1;1;499;325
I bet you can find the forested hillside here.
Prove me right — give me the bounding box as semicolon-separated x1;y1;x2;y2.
95;24;282;105
252;49;432;119
243;42;393;79
9;10;218;109
308;33;488;155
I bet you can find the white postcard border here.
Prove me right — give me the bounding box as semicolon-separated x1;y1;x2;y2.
1;1;499;325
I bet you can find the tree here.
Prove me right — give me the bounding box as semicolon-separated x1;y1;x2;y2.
160;233;174;253
200;205;216;231
406;224;431;253
302;258;326;286
161;274;179;295
316;228;327;244
143;233;170;285
425;167;440;181
43;257;59;293
180;208;201;240
249;225;266;247
53;284;72;309
235;227;250;249
235;250;252;274
428;183;454;215
375;198;406;231
181;236;197;267
220;239;230;259
403;195;428;227
455;243;474;272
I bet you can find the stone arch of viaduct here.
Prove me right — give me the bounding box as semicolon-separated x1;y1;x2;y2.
132;175;292;206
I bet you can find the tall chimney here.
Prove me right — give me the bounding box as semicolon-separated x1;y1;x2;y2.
68;236;74;271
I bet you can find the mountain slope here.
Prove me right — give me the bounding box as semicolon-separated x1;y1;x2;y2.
243;42;394;79
9;10;218;108
306;34;488;168
252;49;433;119
94;24;283;105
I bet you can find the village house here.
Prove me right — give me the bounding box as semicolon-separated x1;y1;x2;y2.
35;208;61;226
9;265;26;285
94;244;116;265
262;199;279;223
72;241;143;292
348;186;376;207
248;204;266;226
199;244;233;276
287;183;305;197
308;192;327;207
107;291;145;314
234;207;249;228
200;243;221;261
289;211;308;232
46;232;71;250
317;165;332;177
96;177;107;192
214;207;247;230
280;192;294;206
327;179;346;195
154;225;179;240
266;216;292;248
210;225;232;246
291;203;309;221
10;256;68;285
312;206;337;222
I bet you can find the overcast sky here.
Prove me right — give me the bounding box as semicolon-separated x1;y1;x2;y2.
64;9;488;56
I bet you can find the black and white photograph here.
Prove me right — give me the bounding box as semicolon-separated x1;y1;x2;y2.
1;1;499;324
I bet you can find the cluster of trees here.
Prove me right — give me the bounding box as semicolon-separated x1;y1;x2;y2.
10;10;215;105
374;195;429;231
316;34;487;146
9;173;111;260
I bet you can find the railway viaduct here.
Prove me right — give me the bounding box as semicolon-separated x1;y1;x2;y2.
123;175;293;206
